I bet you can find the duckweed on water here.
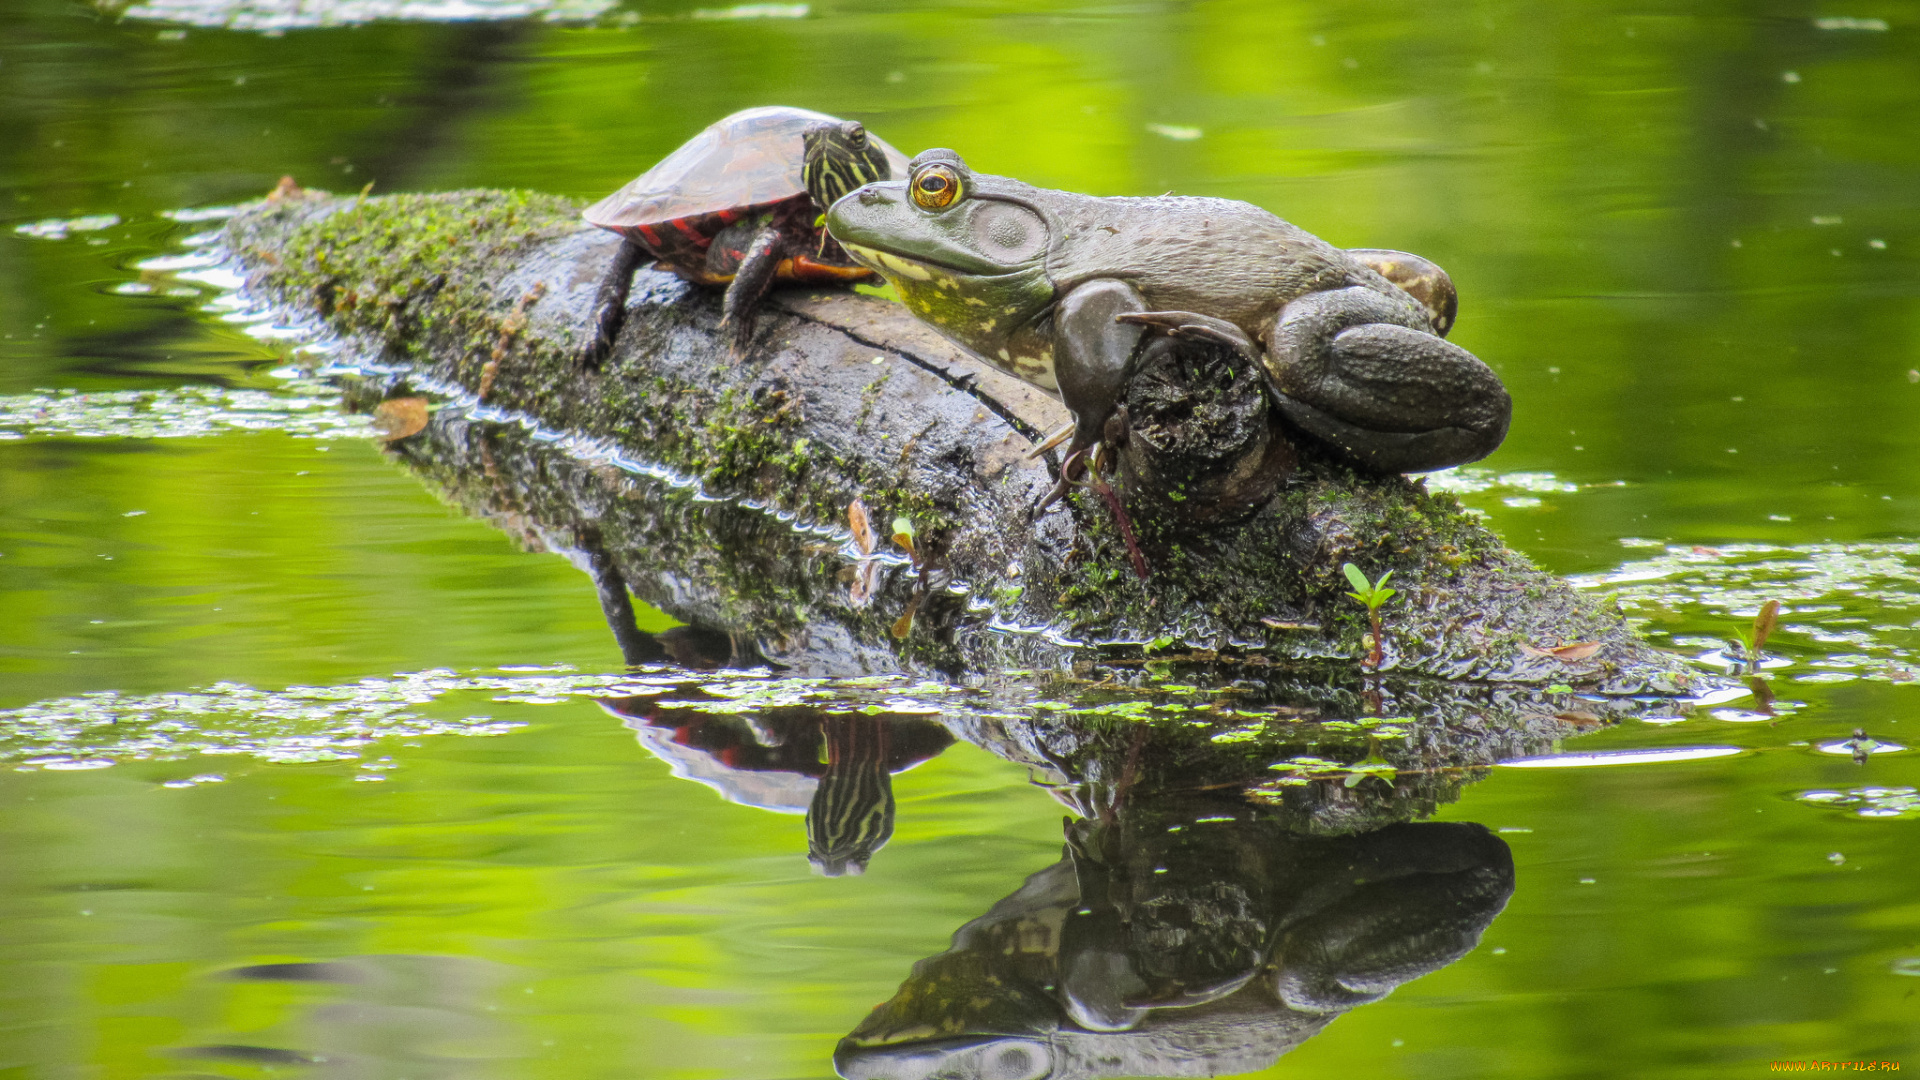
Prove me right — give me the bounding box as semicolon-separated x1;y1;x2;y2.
1581;541;1920;680
0;668;934;770
13;214;122;240
0;381;362;441
108;0;615;30
1426;468;1584;497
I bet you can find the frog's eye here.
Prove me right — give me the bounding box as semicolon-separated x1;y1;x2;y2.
911;164;962;209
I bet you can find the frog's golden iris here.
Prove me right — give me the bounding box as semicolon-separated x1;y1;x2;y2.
910;162;962;209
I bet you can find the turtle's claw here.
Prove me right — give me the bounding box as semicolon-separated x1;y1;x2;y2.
577;342;603;373
581;237;645;373
719;314;753;360
578;325;617;372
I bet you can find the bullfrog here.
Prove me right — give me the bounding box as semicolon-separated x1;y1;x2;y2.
825;150;1511;505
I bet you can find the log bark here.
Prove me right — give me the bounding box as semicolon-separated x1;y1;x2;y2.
223;188;1699;693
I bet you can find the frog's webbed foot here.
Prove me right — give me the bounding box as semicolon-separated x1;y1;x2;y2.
1266;286;1511;474
1031;447;1150;579
1272;385;1507;475
1030;447;1092;518
1115;309;1263;364
580;237;647;372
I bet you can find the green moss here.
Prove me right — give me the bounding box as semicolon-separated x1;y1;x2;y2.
1032;444;1573;666
245;189;583;378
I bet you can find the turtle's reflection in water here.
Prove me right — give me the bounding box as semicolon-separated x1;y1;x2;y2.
835;794;1511;1080
600;689;952;876
579;521;956;876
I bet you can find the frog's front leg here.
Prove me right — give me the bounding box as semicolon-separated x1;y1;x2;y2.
1265;286;1510;474
1035;278;1156;578
1033;278;1150;513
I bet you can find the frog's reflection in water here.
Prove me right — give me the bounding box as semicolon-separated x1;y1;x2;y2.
575;510;1514;1074
835;795;1511;1080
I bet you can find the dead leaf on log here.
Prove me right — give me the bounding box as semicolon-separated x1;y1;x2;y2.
370;397;429;442
1556;711;1607;728
847;499;876;557
1521;640;1603;662
891;592;924;640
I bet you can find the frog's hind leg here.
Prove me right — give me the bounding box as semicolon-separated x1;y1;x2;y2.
1266;286;1511;474
580;237;647;371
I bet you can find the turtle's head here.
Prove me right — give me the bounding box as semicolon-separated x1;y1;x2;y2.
802;120;893;213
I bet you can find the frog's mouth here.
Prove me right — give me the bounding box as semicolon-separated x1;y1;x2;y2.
839;241;936;282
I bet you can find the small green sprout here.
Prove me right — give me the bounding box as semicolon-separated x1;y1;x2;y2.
1344;741;1399;789
891;515;917;561
1342;563;1396;670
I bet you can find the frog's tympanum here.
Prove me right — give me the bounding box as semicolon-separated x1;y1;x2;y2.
826;150;1511;505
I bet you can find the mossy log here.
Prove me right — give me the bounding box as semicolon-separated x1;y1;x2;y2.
223;187;1698;693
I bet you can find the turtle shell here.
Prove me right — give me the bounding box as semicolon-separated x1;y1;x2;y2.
582;106;909;252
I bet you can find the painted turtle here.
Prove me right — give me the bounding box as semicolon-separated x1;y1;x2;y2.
578;105;910;367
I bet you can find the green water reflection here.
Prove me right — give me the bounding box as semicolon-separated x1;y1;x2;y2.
3;0;1919;1076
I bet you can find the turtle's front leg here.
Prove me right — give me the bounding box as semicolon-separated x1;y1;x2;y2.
580;237;647;371
719;225;783;356
1265;286;1510;473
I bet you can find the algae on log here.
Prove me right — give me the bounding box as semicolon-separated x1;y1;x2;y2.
224;188;1695;692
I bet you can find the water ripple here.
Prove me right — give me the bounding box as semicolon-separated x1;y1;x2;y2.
110;0;615;30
